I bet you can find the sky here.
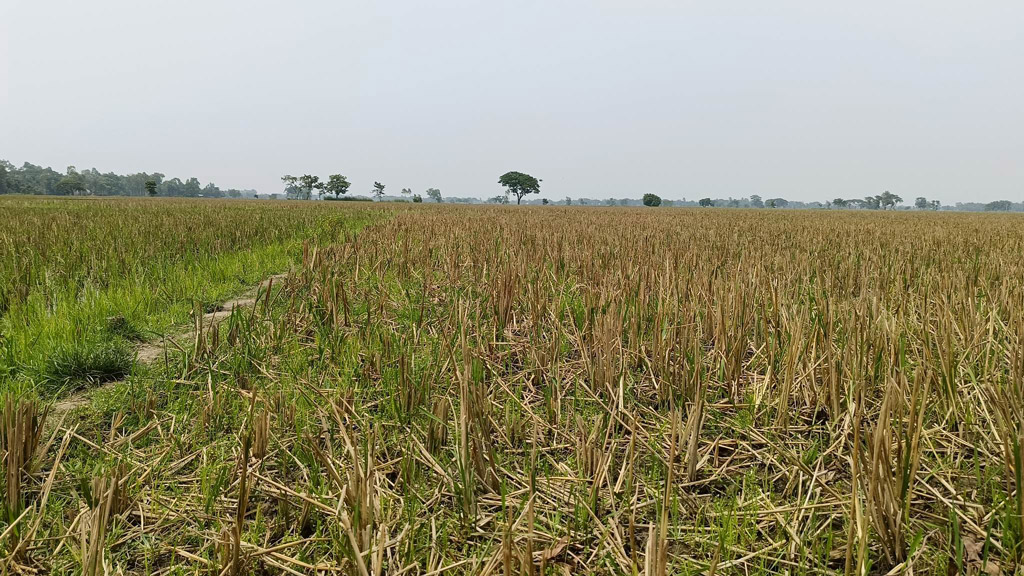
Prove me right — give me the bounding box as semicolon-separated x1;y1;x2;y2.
1;1;1022;204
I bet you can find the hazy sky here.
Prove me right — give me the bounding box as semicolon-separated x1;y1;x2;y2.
2;1;1022;203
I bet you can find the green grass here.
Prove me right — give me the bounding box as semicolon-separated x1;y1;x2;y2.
42;337;133;390
0;197;383;390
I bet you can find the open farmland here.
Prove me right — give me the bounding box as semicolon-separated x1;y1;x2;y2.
3;199;1024;575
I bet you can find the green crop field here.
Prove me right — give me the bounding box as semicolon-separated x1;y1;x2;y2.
2;197;1023;575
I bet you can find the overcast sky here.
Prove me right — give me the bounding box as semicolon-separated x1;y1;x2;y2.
2;1;1022;203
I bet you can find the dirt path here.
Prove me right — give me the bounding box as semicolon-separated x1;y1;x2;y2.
47;272;290;431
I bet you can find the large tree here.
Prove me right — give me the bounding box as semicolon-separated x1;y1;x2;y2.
281;175;301;199
426;188;442;203
878;191;902;210
324;174;351;198
183;177;202;197
642;193;662;207
55;174;87;196
298;175;320;200
498;171;541;205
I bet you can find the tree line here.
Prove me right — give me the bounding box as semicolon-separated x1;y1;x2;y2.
4;160;1017;211
279;170;540;204
280;173;446;203
0;160;254;198
561;193;1020;212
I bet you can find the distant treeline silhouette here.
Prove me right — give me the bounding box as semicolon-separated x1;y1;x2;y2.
2;159;1019;211
0;160;254;198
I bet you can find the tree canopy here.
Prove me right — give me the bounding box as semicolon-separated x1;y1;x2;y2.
985;200;1013;212
498;171;541;205
642;193;662;207
324;174;351;198
298;175;321;200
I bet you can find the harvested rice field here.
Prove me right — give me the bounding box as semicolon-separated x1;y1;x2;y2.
3;197;1024;575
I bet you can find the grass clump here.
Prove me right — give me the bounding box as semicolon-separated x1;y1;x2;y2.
42;337;133;389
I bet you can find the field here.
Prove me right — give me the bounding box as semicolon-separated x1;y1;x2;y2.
0;196;379;388
2;197;1024;575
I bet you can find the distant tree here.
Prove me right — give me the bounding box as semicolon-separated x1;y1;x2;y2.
766;198;789;208
642;193;662;207
832;198;847;208
324;174;351;198
915;197;929;210
619;198;629;206
160;177;183;194
144;180;158;197
203;183;223;197
749;194;764;208
878;191;902;210
727;198;740;208
281;175;302;199
401;187;412;196
985;200;1013;212
55;175;87;196
227;189;242;198
605;198;617;206
488;195;509;204
372;181;386;200
183;177;202;197
412;194;423;203
541;198;549;205
498;171;541;205
298;175;320;200
698;198;713;207
863;196;881;210
565;197;572;205
929;200;940;210
426;188;442;203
